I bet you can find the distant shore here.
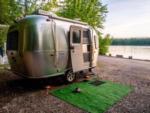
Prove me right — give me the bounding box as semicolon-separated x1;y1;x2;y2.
108;45;150;61
104;55;150;62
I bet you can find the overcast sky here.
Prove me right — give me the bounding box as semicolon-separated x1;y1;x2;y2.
101;0;150;38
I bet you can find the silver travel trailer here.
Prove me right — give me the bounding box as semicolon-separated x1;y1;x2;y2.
6;10;99;82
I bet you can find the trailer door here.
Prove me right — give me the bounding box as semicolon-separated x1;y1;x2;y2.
70;26;84;72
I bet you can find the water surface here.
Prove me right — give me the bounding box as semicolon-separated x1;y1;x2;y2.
108;46;150;60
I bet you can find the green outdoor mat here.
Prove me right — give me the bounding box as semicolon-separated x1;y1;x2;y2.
51;81;132;113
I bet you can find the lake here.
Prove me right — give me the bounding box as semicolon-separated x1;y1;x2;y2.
107;46;150;60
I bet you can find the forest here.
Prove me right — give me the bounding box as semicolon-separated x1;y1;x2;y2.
111;38;150;46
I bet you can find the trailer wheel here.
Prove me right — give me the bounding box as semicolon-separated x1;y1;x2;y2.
65;70;76;83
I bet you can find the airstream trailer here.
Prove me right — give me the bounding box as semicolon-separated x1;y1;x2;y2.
6;10;99;82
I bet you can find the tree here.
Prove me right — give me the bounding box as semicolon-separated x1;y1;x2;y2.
18;0;59;15
0;0;22;24
42;0;58;11
0;0;21;50
57;0;107;28
0;25;9;48
98;33;112;55
111;38;150;46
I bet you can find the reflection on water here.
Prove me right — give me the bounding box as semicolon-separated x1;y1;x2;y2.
108;46;150;60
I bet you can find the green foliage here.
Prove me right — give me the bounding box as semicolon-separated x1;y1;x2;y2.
42;0;58;11
111;38;150;46
98;33;112;55
24;0;40;14
21;0;43;14
0;26;9;48
57;0;107;28
20;0;59;15
0;0;22;24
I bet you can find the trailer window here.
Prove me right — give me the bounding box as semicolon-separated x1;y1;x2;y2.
83;29;90;44
7;31;18;50
72;30;81;43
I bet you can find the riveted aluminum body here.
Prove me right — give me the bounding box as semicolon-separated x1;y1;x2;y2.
7;13;99;78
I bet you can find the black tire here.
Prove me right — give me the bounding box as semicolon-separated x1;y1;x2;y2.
65;70;76;83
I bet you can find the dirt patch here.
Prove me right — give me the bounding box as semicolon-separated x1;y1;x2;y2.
0;70;84;113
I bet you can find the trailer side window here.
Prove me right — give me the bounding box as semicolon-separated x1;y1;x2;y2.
83;30;89;38
7;31;18;50
72;30;81;43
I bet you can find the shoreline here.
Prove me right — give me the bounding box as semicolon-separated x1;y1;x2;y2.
103;55;150;62
108;45;150;62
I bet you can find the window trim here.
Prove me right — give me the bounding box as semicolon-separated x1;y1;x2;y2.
83;28;91;44
70;25;83;45
72;29;81;44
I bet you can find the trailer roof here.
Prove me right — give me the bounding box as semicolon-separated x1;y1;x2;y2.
35;10;88;26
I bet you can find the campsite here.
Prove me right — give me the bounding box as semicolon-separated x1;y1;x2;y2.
0;0;150;113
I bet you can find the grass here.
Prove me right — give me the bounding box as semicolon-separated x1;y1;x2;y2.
51;81;132;113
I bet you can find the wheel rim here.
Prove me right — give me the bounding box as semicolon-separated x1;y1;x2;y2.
67;71;75;82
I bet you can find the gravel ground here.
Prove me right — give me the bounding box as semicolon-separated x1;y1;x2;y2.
0;56;150;113
95;56;150;113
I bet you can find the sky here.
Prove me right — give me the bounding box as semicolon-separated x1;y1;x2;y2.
101;0;150;38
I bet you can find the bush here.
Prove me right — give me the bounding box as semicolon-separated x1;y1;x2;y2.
0;25;9;48
98;33;112;55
